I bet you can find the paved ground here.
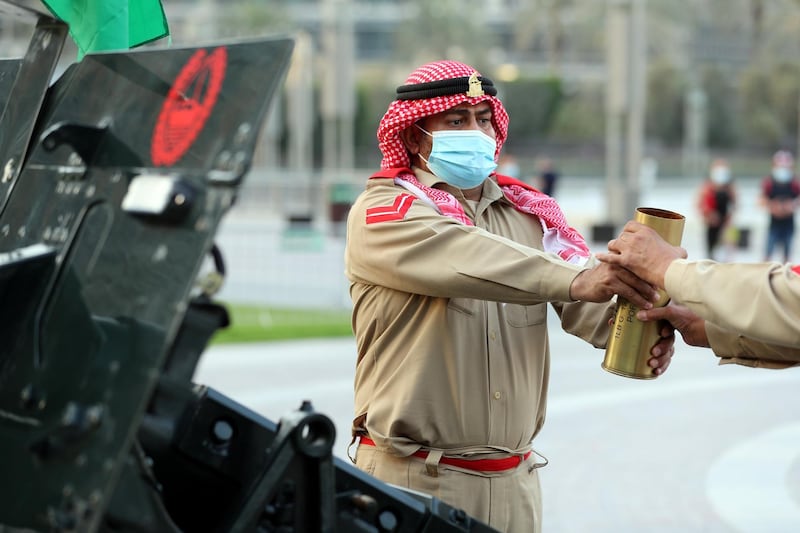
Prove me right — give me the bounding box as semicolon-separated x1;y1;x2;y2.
195;328;800;533
195;176;800;532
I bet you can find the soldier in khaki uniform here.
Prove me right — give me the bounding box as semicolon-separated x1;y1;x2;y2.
344;60;676;533
598;221;800;368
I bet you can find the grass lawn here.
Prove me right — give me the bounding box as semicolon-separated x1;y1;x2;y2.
211;304;353;344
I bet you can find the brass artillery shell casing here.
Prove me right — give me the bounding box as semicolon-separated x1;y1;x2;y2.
602;207;685;379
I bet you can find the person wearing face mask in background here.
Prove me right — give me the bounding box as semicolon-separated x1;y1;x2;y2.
760;150;800;262
343;60;676;533
697;158;737;261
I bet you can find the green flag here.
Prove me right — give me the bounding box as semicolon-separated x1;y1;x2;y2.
43;0;170;60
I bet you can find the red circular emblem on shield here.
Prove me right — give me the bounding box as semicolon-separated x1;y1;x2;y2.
151;47;228;166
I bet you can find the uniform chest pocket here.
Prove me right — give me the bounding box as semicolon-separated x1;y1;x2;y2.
504;303;547;327
447;297;477;316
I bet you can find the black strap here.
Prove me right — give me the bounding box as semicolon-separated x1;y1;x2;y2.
396;75;497;100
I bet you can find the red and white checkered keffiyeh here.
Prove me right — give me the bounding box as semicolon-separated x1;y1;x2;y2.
378;60;509;170
374;60;589;264
392;172;590;264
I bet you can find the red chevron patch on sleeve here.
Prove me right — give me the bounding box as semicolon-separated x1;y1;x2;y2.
365;193;416;224
792;265;800;276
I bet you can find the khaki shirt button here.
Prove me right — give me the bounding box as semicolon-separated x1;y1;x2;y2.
490;331;497;341
494;391;501;400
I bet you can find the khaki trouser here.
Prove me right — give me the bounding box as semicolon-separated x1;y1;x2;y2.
355;445;543;533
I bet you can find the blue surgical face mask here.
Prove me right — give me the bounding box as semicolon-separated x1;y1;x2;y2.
710;166;730;185
773;167;793;183
417;126;498;189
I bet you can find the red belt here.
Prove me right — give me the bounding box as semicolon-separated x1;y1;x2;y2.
359;437;532;472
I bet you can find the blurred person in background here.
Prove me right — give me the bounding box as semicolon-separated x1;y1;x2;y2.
697;158;737;261
535;156;559;197
598;221;800;369
760;150;800;262
343;59;675;533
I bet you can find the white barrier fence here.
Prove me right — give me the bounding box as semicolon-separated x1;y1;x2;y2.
214;168;777;309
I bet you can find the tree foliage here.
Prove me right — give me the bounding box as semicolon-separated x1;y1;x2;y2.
393;0;496;70
738;62;800;148
645;60;687;147
701;67;739;148
499;78;564;144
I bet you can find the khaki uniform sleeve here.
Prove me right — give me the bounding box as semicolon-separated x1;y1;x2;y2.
552;257;616;348
345;182;583;304
553;299;616;348
665;259;800;348
705;323;800;369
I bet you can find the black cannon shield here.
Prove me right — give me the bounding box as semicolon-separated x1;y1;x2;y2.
0;3;294;530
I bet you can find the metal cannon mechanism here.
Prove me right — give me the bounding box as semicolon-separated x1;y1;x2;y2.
0;2;499;532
